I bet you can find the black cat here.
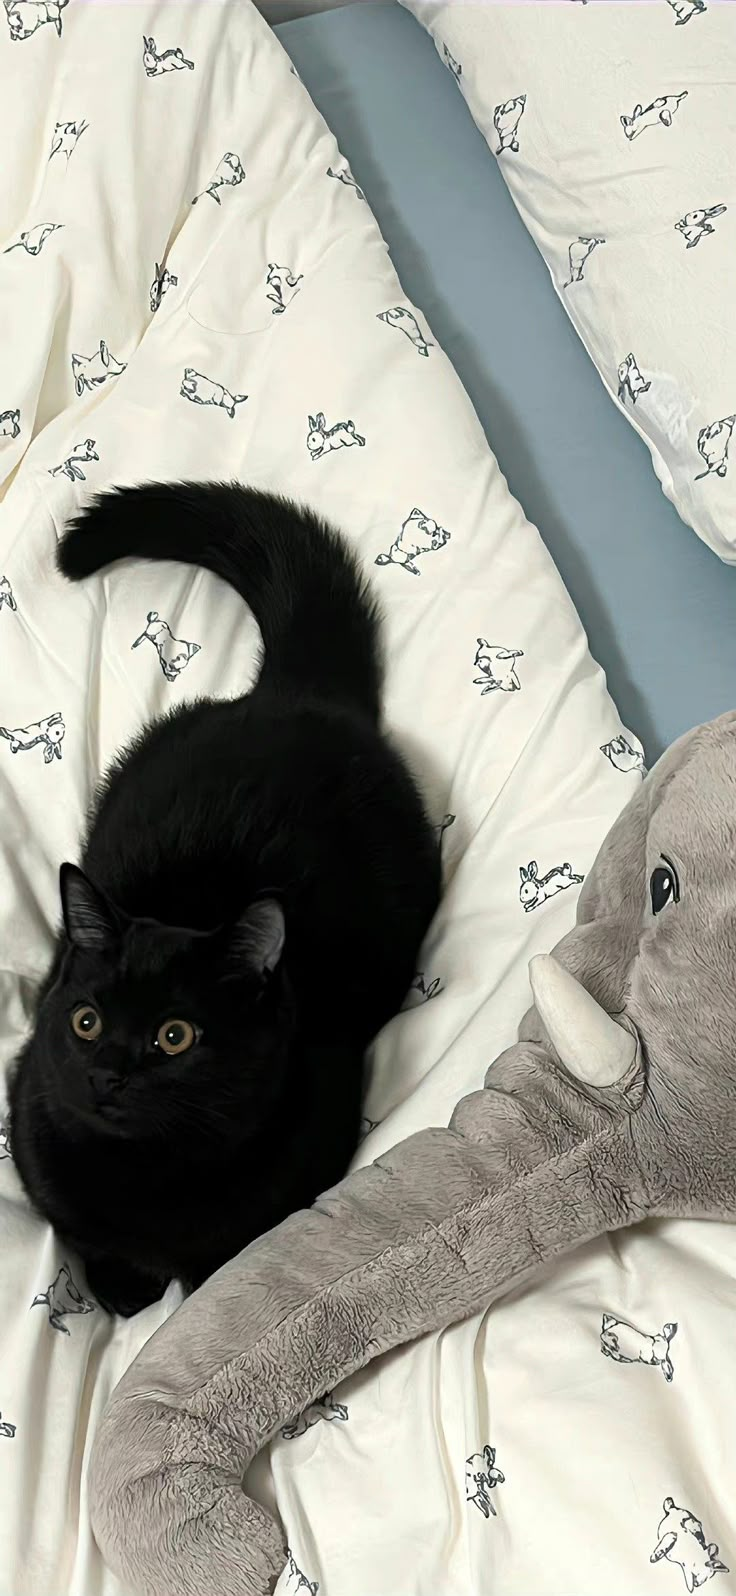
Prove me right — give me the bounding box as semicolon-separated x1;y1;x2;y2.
8;484;440;1316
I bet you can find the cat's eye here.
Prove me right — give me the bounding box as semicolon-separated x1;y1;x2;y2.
71;1005;103;1041
650;855;680;916
156;1019;197;1056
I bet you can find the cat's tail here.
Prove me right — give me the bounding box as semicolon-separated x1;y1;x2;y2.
56;482;382;720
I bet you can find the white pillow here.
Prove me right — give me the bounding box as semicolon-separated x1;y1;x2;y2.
401;0;736;562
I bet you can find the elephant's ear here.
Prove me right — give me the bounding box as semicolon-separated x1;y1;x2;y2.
524;721;708;1033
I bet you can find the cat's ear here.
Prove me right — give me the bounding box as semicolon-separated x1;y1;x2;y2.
228;898;285;979
60;864;120;951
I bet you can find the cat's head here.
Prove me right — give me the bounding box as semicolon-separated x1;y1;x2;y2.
30;864;290;1140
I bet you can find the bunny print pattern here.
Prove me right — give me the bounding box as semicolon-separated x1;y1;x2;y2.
600;1315;678;1382
519;860;584;912
374;509;450;575
326;164;365;201
48;119;88;161
0;408;21;440
4;223;63;257
377;307;433;357
493;95;526;154
618;353;650;406
142;35;194;76
266;263;302;315
0;712;65;763
601;735;645;774
564;237;605;289
696;417;735;481
131;611;201;681
473;639;523;693
150;263;178;312
48;438;99;481
4;0;68;41
620;93;688;141
650;1499;727;1590
675;206;726;248
667;0;707;23
284;1551;318;1596
71;341;126;396
280;1393;349;1441
465;1446;505;1518
180;369;246;419
306;412;365;460
30;1265;95;1335
192;153;245;206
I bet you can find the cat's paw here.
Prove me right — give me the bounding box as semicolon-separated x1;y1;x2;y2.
84;1257;165;1318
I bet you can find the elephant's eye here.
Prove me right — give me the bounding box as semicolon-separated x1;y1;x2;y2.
650;855;680;915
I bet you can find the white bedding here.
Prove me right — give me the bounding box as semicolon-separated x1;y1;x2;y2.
1;5;732;1596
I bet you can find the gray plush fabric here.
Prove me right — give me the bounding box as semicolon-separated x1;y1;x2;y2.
89;712;736;1596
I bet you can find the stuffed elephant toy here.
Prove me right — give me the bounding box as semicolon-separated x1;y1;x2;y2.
89;711;736;1595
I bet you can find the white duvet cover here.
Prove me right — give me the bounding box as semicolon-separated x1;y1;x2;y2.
1;5;731;1596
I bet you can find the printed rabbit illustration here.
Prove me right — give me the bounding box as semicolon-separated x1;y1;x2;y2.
473;639;524;694
621;93;688;140
519;860;583;913
493;95;526;154
374;508;450;575
31;1264;94;1335
326;164;365;201
0;1412;16;1439
71;340;126;397
564;236;605;289
600;734;645;774
377;306;433;357
306;412;365;460
696;416;735;480
667;0;707;23
4;222;62;257
142;35;194;76
150;262;178;313
132;612;201;682
284;1551;318;1596
0;711;65;763
465;1445;505;1519
281;1392;349;1440
0;408;20;440
49;119;88;161
651;1499;728;1591
180;368;247;420
617;353;650;406
600;1315;678;1382
192;152;245;206
0;574;17;612
4;0;68;40
443;43;462;82
675;206;726;248
48;438;98;482
408;971;443;1003
266;263;302;315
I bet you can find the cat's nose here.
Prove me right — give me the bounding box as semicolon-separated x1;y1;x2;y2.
88;1066;124;1100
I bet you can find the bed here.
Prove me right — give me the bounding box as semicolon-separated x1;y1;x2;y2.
0;3;733;1594
277;0;736;765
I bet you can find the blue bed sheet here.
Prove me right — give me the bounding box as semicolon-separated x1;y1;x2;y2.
277;2;736;762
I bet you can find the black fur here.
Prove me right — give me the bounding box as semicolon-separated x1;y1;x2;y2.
8;484;440;1316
